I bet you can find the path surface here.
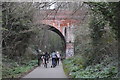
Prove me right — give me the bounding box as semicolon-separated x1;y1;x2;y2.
23;60;67;78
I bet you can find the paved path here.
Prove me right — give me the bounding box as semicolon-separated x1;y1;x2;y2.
23;60;67;78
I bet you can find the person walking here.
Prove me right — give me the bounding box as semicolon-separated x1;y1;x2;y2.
41;52;45;65
42;52;49;68
51;51;57;68
56;51;60;65
37;53;42;66
45;52;50;63
37;49;42;66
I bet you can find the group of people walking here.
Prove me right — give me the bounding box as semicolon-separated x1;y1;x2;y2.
51;51;60;68
37;51;61;68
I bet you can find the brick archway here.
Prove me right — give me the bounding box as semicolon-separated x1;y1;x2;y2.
34;22;75;58
33;9;83;58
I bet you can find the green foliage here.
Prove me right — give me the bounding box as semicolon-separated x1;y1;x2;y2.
26;60;38;66
74;2;119;67
86;2;120;38
2;2;34;59
2;57;38;78
63;56;85;77
63;56;118;78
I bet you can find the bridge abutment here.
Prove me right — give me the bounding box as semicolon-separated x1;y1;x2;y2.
66;42;74;58
65;25;75;58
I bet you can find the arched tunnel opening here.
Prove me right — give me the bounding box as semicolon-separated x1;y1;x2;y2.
29;24;66;58
48;25;66;50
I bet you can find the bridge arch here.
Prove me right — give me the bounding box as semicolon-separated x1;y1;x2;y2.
35;24;66;54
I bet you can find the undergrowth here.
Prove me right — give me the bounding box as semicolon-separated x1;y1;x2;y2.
63;55;118;78
2;56;38;78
